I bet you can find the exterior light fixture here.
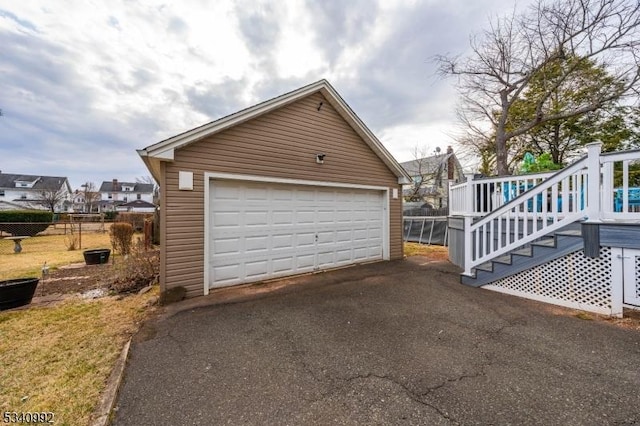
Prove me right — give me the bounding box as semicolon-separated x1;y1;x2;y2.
316;154;326;164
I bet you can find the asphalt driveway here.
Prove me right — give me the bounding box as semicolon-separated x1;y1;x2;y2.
113;257;640;425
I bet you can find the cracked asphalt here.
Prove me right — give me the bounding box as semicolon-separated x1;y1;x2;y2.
112;257;640;425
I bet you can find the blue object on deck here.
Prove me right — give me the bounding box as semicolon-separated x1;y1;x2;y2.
501;182;585;212
613;188;640;212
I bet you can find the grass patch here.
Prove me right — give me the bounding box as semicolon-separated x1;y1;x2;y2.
0;290;157;426
574;311;594;321
404;242;449;260
0;233;113;280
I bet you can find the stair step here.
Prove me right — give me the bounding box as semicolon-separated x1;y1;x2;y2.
532;238;555;248
556;229;582;237
462;225;586;287
511;247;533;257
476;262;493;272
493;254;512;265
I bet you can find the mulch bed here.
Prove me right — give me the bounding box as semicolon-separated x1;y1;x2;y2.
35;263;114;297
32;249;160;298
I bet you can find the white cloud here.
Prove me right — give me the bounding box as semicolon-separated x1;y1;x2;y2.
0;0;532;188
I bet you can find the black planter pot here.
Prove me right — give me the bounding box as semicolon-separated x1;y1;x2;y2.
83;249;111;265
0;278;39;310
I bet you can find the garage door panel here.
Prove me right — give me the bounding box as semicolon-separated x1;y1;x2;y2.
296;190;315;201
213;212;240;227
245;235;269;252
353;247;369;260
272;234;293;249
273;210;294;225
245;260;269;278
353;229;369;240
297;232;316;247
368;228;382;239
213;237;241;255
317;252;335;267
209;180;385;289
246;187;268;200
336;230;352;242
213;264;242;282
296;254;316;269
335;249;352;263
272;257;294;273
245;211;269;226
296;210;315;224
212;185;240;200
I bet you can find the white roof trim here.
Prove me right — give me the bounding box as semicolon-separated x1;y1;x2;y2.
138;79;411;184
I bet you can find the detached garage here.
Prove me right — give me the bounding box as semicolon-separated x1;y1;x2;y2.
138;80;411;299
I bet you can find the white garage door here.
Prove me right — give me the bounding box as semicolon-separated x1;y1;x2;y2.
208;179;386;288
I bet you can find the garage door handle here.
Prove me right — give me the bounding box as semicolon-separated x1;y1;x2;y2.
617;255;630;259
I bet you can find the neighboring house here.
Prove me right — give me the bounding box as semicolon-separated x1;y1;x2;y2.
117;199;156;213
71;189;100;213
98;179;156;212
400;146;465;208
138;79;411;300
0;172;72;212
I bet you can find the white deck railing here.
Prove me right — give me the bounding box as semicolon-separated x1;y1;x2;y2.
449;143;640;276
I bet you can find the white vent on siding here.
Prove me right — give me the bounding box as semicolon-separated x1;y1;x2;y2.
179;171;193;191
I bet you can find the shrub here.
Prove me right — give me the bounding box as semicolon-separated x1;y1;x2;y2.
117;213;152;232
64;223;79;251
0;210;53;236
110;223;134;255
108;241;159;294
104;211;118;221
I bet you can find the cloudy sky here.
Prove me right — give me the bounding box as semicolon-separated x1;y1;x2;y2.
0;0;527;189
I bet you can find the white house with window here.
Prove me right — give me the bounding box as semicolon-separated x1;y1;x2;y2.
0;172;72;211
98;179;156;212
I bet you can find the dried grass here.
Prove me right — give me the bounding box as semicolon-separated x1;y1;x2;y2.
0;233;113;280
404;242;449;260
0;290;158;425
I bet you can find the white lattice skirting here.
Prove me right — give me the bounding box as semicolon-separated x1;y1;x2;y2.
484;247;615;316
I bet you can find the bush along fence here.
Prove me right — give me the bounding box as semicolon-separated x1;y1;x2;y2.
0;211;159;255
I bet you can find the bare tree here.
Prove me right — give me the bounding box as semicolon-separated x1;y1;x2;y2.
33;188;67;212
404;146;447;202
81;182;101;213
436;0;640;175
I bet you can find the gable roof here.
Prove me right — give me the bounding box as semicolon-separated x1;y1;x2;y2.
98;181;155;193
120;199;156;208
400;152;464;181
138;79;411;184
0;173;70;191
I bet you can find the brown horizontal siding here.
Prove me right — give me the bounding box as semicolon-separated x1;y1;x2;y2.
390;197;403;259
161;91;403;297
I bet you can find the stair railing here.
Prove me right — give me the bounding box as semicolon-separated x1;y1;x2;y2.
462;144;601;276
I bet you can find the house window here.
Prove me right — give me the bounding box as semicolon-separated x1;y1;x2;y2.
108;194;113;199
123;197;128;203
20;193;27;200
137;194;141;200
0;190;4;196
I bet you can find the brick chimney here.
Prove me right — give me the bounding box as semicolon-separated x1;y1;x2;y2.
112;179;119;191
447;146;455;181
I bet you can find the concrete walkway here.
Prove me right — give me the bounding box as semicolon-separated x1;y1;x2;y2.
113;257;640;425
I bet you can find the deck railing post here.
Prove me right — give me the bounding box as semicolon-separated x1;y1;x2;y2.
586;142;602;222
465;173;475;215
463;215;473;275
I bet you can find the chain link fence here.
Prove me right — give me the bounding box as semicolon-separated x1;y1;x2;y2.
1;216;156;252
0;222;111;255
